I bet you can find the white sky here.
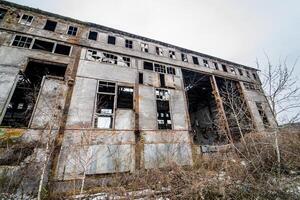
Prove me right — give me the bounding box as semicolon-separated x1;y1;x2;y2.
7;0;300;122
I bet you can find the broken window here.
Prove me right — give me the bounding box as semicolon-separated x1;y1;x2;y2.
32;39;54;52
156;47;164;56
0;8;7;20
67;26;78;36
246;70;250;78
181;53;188;62
256;102;270;128
44;20;57;32
143;61;153;70
54;44;71;56
213;62;219;70
103;53;118;64
121;57;131;67
203;59;209;67
238;68;243;76
117;86;133;109
88;31;98;40
167;67;176;75
244;82;260;92
12;35;33;48
154;63;166;73
1;61;67;127
94;81;116;129
125;39;133;48
192;56;199;65
139;72;143;84
156;89;172;129
108;35;116;45
141;43;149;53
222;64;228;72
229;67;236;74
169;50;176;59
19;14;33;25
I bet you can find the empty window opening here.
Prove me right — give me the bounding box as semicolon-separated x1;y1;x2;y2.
44;20;57;31
156;47;163;56
216;78;253;141
222;64;228;72
19;14;33;25
229;67;236;74
244;82;260;92
192;56;199;65
0;8;7;20
159;74;166;88
182;69;222;145
213;62;219;70
167;67;176;75
122;57;131;67
139;72;143;84
238;68;243;76
94;81;116;129
252;73;257;80
169;50;176;59
67;26;78;36
125;39;133;48
107;35;116;45
117;86;133;109
12;35;32;48
54;44;71;56
1;61;66;127
141;43;149;53
203;59;209;67
246;70;250;78
88;31;98;40
156;89;172;129
154;63;166;73
143;61;153;70
32;39;54;52
86;49;131;67
256;102;270;128
181;53;188;62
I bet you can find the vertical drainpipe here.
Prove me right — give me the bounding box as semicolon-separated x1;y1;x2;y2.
210;75;233;143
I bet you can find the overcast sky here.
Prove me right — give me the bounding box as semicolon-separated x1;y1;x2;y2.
7;0;300;122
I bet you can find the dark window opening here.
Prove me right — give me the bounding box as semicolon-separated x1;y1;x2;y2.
44;20;57;31
1;61;66;128
256;103;270;128
143;61;153;70
117;86;133;109
167;67;176;75
139;72;143;84
32;39;54;52
203;59;209;67
159;74;166;88
181;53;188;62
107;35;116;45
12;35;32;48
238;69;243;76
88;31;98;40
156;47;163;56
213;62;219;70
156;89;172;130
192;56;199;65
222;64;228;72
54;44;71;55
98;81;115;93
154;63;166;73
0;8;7;20
19;14;33;25
67;26;78;36
125;39;133;48
246;71;250;78
252;73;257;80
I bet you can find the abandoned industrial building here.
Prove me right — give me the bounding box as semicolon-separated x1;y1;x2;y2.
0;1;277;193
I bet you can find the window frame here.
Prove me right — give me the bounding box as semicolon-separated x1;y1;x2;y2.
141;43;149;53
11;35;33;49
125;39;133;49
88;30;98;41
107;35;116;45
67;25;78;36
18;14;34;26
43;19;57;32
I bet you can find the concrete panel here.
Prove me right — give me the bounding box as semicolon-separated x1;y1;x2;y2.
30;77;66;128
66;77;97;128
138;85;157;130
143;71;159;87
77;60;137;84
144;143;192;169
142;131;190;143
170;90;189;130
0;65;19;121
115;109;135;130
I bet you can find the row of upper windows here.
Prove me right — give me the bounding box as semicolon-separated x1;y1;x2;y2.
2;9;258;81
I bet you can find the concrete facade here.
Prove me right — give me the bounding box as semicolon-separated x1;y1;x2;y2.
0;0;276;190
